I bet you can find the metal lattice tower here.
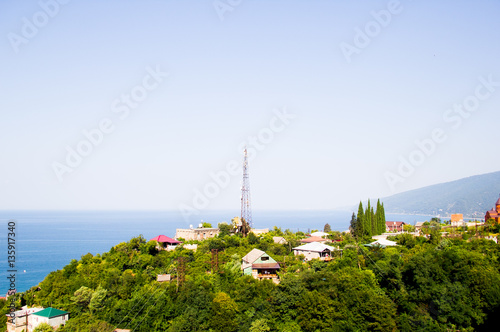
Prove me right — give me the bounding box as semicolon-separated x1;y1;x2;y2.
241;147;253;229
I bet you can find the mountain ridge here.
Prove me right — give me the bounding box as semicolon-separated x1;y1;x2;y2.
379;171;500;218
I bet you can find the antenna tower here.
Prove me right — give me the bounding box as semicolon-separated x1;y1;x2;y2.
241;147;253;228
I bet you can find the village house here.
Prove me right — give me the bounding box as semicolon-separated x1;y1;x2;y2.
385;221;406;232
150;235;182;251
272;236;287;244
310;231;329;238
241;248;280;284
175;227;219;241
6;307;43;332
366;239;398;248
156;274;171;282
250;228;269;235
293;242;336;261
30;307;69;330
485;196;500;223
450;214;466;227
300;236;328;244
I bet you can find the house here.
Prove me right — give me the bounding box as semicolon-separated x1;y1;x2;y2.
241;249;280;284
30;307;69;330
385;221;405;232
250;228;269;235
300;236;328;244
150;235;182;251
485;196;500;223
272;236;287;244
366;239;398;248
415;222;425;232
310;231;329;238
6;307;43;332
175;227;219;241
293;242;336;261
450;214;465;227
156;274;171;282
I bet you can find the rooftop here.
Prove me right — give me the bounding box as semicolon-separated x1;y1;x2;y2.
293;242;336;252
150;235;181;244
32;307;68;318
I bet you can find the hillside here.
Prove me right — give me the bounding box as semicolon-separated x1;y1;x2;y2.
3;230;500;331
381;171;500;218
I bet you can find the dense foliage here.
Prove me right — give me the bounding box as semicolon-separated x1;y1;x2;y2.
350;199;386;239
10;226;500;331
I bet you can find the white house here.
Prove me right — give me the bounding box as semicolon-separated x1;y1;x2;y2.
366;239;398;248
6;307;43;332
30;307;69;330
293;242;336;261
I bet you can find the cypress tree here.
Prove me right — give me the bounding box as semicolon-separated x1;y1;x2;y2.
365;200;372;237
376;199;383;235
371;206;375;235
350;212;358;238
380;202;386;233
357;202;365;238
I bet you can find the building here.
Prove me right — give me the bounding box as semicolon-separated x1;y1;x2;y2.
241;248;280;284
293;242;336;261
250;228;269;235
175;227;219;241
485;196;500;223
310;231;329;238
150;235;182;251
366;239;398;248
156;274;171;282
385;221;406;232
300;236;328;244
30;307;69;330
6;307;43;332
450;214;465;227
272;236;287;244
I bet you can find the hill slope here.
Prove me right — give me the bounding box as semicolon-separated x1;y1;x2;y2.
381;171;500;218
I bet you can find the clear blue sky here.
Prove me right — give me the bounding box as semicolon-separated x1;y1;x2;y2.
1;0;499;214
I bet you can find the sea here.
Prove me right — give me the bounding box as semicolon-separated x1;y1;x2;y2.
0;210;433;294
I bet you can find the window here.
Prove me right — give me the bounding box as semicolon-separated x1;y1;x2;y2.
261;257;269;261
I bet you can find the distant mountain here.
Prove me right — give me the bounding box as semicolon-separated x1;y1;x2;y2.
381;171;500;218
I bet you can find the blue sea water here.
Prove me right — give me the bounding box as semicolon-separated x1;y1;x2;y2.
0;210;433;294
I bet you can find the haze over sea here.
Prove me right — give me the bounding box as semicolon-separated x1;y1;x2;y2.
1;210;432;294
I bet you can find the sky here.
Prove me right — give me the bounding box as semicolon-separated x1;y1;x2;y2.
1;0;499;218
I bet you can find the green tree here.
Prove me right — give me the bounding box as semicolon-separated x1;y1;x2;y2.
249;318;271;332
210;292;238;332
71;286;93;311
202;222;212;228
33;322;53;332
88;285;107;314
365;200;372;237
218;222;233;237
356;202;365;238
323;223;331;232
349;212;357;238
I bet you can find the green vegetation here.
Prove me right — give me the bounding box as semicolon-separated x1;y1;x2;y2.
350;199;386;239
12;226;500;331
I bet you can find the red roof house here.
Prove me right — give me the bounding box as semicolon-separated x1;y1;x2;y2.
385;221;405;233
485;196;500;223
150;235;182;250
